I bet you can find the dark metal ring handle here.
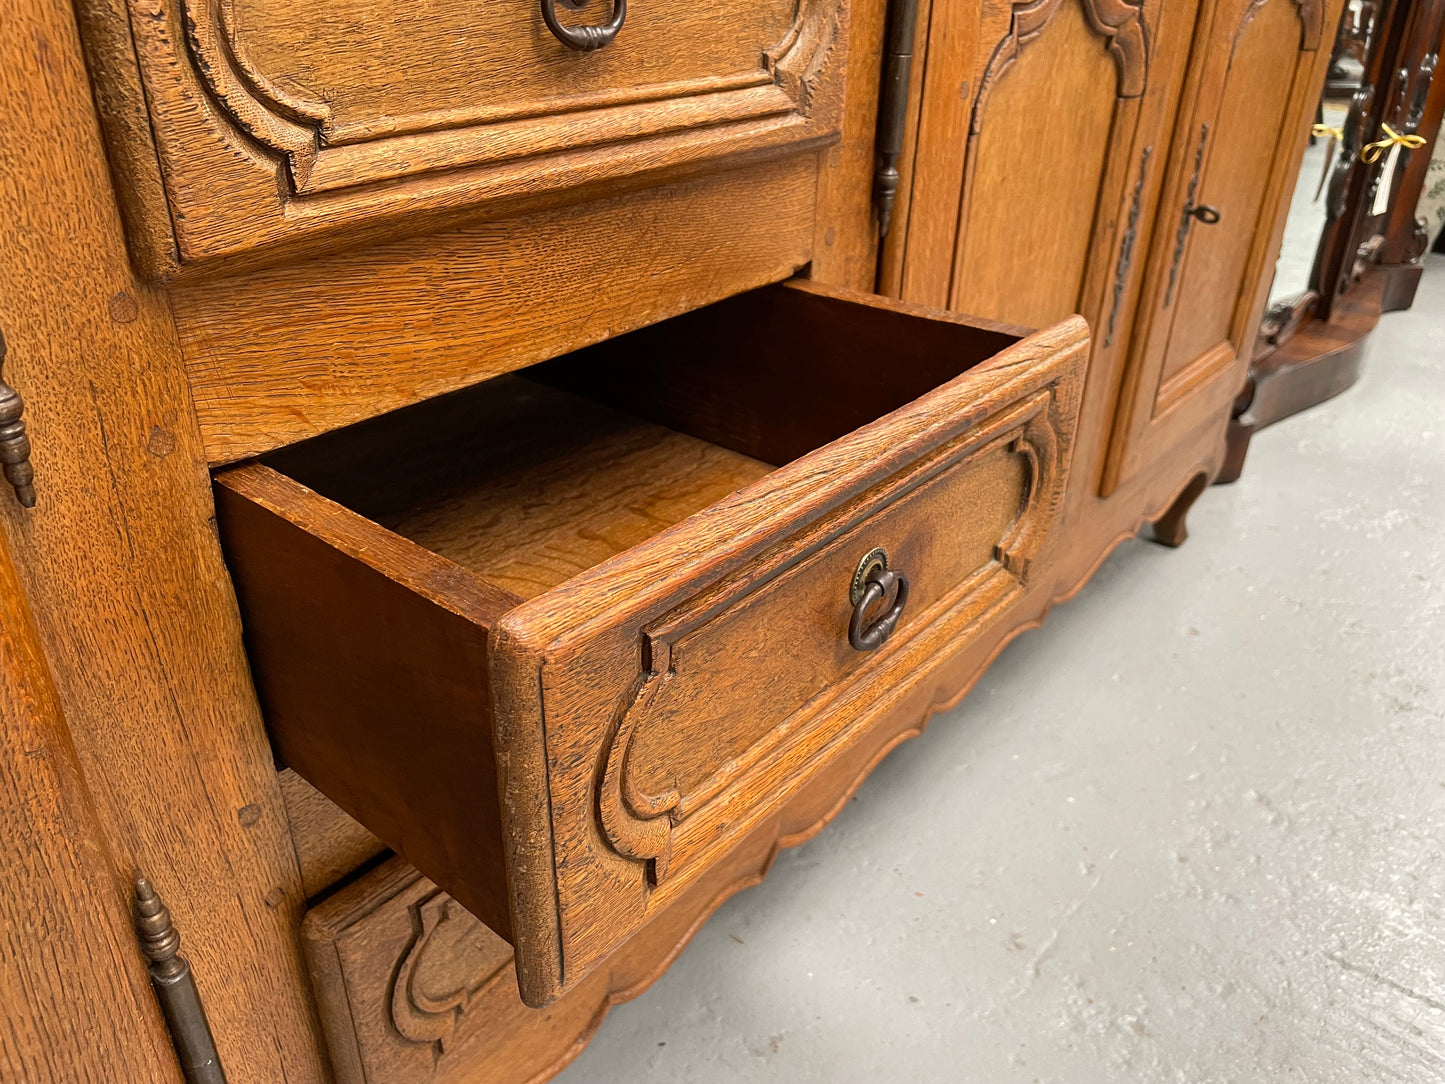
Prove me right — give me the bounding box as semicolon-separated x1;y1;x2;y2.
541;0;626;51
848;566;910;652
1187;203;1222;225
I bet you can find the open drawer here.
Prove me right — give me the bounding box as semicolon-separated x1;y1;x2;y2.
214;281;1089;1005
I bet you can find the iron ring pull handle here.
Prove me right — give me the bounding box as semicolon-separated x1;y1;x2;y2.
1186;203;1222;225
848;566;910;652
541;0;626;51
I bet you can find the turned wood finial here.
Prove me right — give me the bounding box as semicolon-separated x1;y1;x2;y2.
0;329;36;509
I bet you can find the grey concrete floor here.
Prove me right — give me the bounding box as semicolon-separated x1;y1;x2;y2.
556;258;1445;1084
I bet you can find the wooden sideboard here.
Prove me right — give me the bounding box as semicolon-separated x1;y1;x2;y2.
0;0;1338;1078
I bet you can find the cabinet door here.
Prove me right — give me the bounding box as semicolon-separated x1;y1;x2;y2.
890;0;1172;332
1102;0;1327;493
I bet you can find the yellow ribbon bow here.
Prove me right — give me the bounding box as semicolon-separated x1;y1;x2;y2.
1361;123;1427;163
1311;123;1344;140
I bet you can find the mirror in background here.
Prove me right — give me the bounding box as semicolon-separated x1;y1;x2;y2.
1263;0;1378;317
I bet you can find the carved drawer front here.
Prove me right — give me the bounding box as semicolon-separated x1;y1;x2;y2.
214;280;1089;1006
86;0;846;275
303;861;518;1084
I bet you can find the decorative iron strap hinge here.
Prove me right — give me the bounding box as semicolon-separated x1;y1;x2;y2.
134;876;228;1084
873;0;921;238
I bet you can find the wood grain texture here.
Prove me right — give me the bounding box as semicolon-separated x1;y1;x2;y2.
298;748;888;1084
214;462;518;938
886;0;1345;643
0;531;180;1084
810;0;888;291
298;443;1131;1084
299;634;1025;1084
891;0;1159;309
1051;0;1342;594
375;383;773;600
950;0;1124;328
81;0;848;275
280;769;389;901
0;3;330;1080
1101;0;1334;495
173;156;820;464
212;280;1087;1007
492;295;1089;1003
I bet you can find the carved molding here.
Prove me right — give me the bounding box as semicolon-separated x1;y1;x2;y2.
1234;0;1324;52
598;391;1066;882
176;0;833;196
389;889;511;1055
1106;145;1152;348
971;0;1149;135
597;671;680;878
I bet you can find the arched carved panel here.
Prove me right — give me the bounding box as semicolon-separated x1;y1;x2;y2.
951;0;1137;328
970;0;1149;137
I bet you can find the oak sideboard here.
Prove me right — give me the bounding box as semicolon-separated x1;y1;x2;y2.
0;0;1341;1077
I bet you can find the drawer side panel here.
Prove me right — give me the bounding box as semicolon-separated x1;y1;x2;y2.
215;463;517;939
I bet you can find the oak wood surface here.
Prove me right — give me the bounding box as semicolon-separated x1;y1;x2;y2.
374;382;774;600
1102;0;1331;495
299;598;1057;1084
297;451;1122;1084
888;0;1162;315
878;0;1344;633
0;3;331;1079
172;156;820;464
212;281;1088;1007
280;768;389;902
810;0;888;291
78;0;848;276
0;528;181;1084
952;0;1127;328
491;299;1088;1003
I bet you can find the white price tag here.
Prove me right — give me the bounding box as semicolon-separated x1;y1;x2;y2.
1372;142;1402;216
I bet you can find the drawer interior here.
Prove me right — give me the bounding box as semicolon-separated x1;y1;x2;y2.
219;279;1043;992
264;283;1025;601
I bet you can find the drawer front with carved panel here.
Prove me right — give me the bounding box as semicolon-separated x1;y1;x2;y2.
214;280;1089;1006
83;0;847;276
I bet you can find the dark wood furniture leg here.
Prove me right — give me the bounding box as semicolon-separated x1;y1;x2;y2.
1150;473;1209;548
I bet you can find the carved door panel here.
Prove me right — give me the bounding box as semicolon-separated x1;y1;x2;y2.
1102;0;1327;493
889;0;1174;337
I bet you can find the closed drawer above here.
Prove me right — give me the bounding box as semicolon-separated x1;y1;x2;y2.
213;281;1089;1005
82;0;847;276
